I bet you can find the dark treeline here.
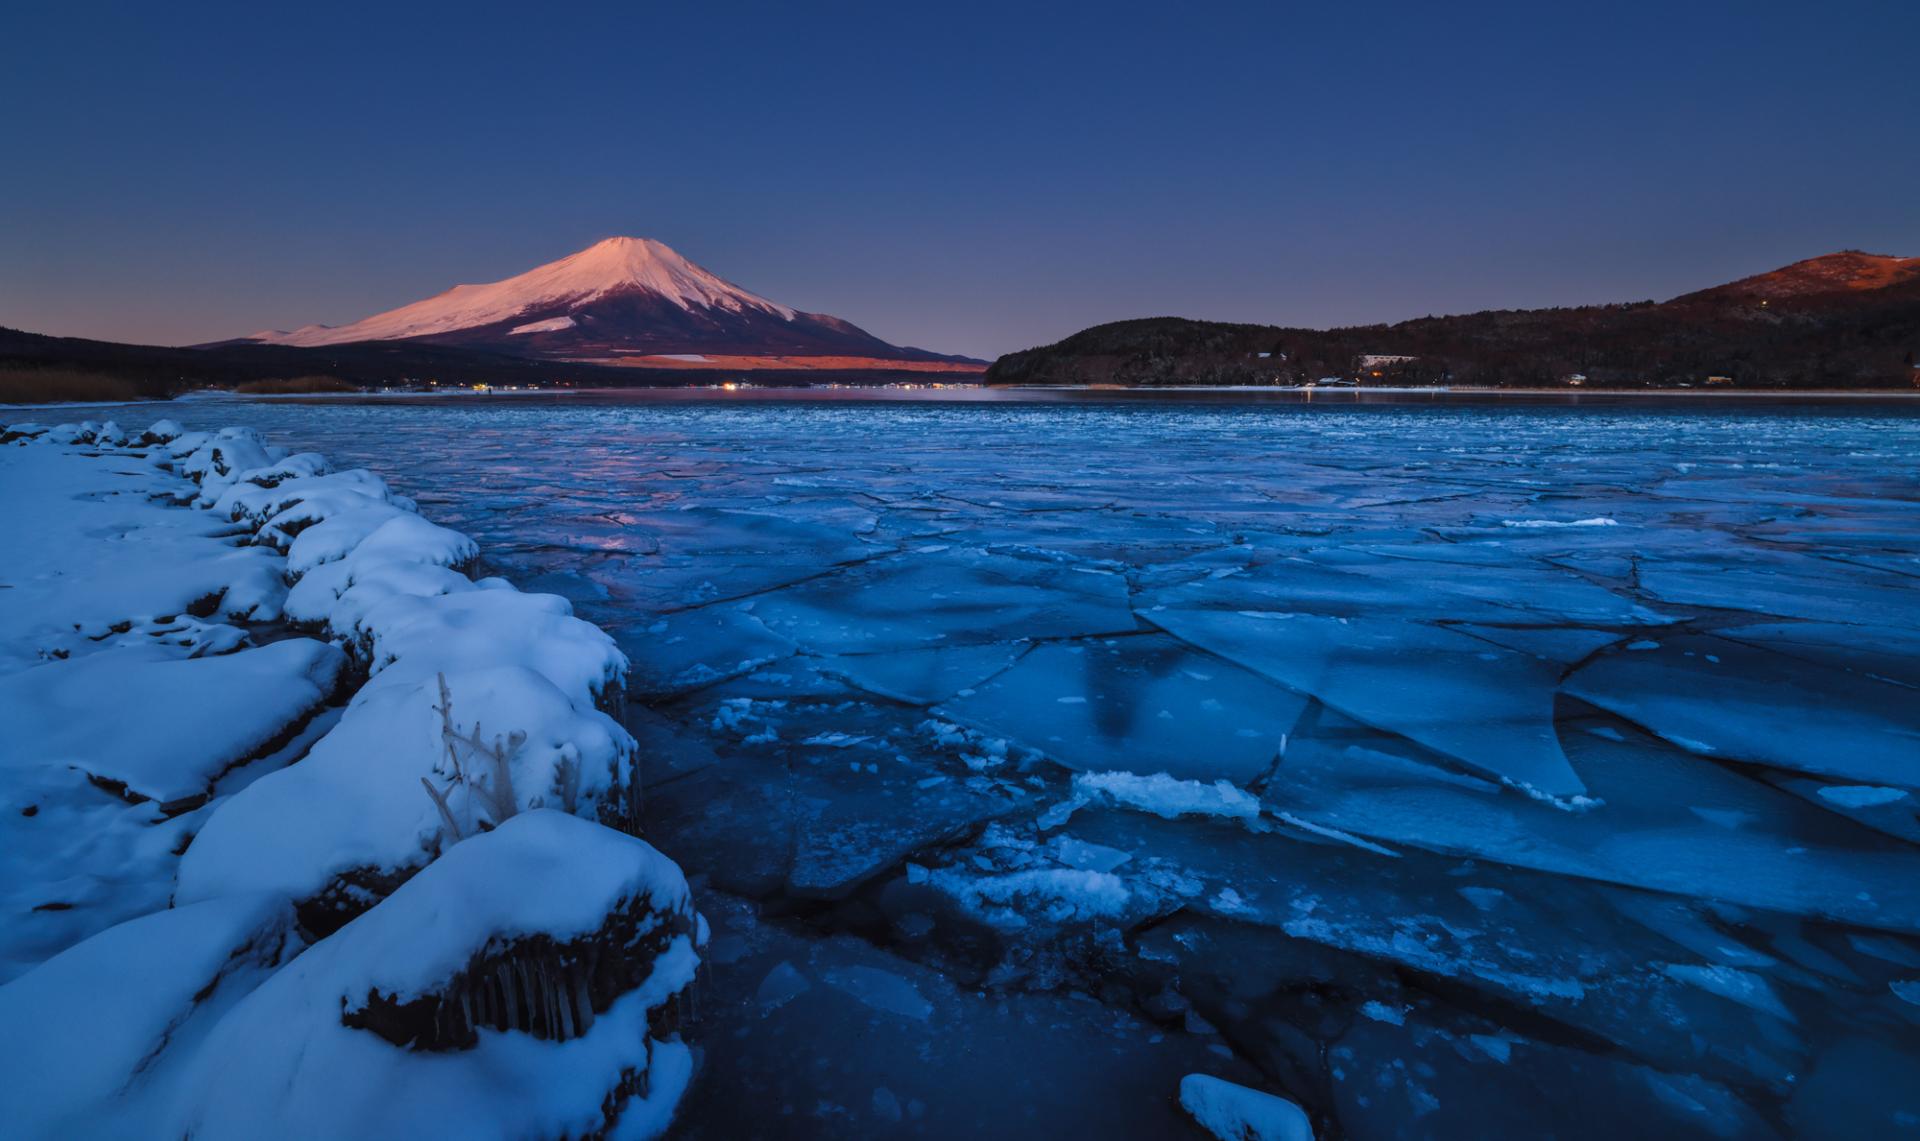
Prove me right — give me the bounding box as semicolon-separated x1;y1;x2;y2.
989;258;1920;390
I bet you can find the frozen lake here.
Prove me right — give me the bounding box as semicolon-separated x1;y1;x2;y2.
95;393;1920;1138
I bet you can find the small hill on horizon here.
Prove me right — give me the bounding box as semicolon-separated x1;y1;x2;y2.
987;251;1920;390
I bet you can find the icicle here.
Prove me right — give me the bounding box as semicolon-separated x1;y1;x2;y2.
469;980;486;1032
500;963;519;1030
573;971;595;1035
515;959;538;1037
536;960;555;1040
556;968;577;1041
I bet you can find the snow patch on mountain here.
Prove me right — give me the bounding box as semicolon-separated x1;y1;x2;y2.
509;316;577;336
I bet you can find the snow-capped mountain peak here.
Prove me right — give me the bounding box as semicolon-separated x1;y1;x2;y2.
235;236;982;372
251;236;796;348
524;236;798;320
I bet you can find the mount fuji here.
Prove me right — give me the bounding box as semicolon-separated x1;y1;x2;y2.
236;237;982;372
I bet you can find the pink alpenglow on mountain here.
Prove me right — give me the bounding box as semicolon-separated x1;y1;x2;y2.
244;237;982;372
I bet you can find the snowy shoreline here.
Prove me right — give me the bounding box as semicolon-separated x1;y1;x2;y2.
0;417;702;1138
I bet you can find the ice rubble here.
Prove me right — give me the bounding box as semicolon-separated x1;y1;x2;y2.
0;417;700;1139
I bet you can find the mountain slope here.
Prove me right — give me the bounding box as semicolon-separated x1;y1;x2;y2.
1676;251;1920;304
241;237;981;371
987;251;1920;390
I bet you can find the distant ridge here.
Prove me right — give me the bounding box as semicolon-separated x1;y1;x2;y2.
987;251;1920;390
1675;250;1920;304
232;237;983;372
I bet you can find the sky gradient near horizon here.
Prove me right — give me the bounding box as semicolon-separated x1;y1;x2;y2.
4;0;1917;360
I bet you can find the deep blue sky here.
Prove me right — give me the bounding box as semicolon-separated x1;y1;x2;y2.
3;0;1915;359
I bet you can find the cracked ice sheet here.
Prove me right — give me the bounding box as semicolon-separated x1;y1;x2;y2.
1637;553;1920;627
750;548;1137;653
1137;553;1534;624
818;642;1028;705
937;635;1305;784
1565;634;1920;789
1308;548;1677;627
605;503;888;611
1258;710;1920;931
645;697;1023;899
1150;608;1586;797
614;607;795;696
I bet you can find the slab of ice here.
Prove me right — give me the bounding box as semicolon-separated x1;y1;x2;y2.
1718;621;1920;692
1317;550;1672;626
1566;634;1920;788
1152;609;1586;797
617;607;795;696
938;636;1303;784
1257;716;1920;931
820;641;1027;705
821;964;934;1021
751;549;1136;653
1139;554;1528;624
1639;556;1919;628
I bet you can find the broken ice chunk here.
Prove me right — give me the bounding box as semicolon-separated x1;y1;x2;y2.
751;550;1136;653
1179;1074;1313;1141
1152;609;1586;798
939;635;1303;785
1566;634;1920;788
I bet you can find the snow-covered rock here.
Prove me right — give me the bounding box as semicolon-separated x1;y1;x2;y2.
355;588;626;711
178;665;638;925
0;639;344;809
167;812;699;1141
176;427;275;502
0;438;291;660
212;467;414;542
0;894;298;1139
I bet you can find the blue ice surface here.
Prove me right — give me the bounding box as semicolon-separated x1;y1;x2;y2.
131;394;1920;1139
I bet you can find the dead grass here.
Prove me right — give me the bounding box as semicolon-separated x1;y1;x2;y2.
0;367;140;404
232;375;360;395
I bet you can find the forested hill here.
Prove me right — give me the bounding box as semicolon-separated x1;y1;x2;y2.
987;252;1920;390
